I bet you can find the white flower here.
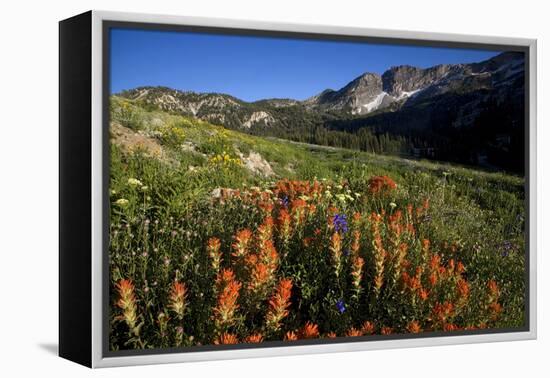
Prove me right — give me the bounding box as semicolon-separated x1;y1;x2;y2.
127;178;142;187
354;192;361;198
389;202;397;209
115;198;129;207
336;194;346;203
141;185;149;191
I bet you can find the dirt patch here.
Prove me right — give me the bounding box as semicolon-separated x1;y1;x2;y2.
110;122;166;160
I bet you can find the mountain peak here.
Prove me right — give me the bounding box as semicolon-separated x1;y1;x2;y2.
386;64;421;73
382;65;428;96
347;72;381;87
302;72;385;114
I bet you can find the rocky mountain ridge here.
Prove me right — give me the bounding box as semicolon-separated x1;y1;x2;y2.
119;52;524;127
305;51;524;115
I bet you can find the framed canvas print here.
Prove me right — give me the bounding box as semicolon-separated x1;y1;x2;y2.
59;10;537;368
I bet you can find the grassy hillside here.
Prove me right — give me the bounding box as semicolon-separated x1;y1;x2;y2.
108;96;525;350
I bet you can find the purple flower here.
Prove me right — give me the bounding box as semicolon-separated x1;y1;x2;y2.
343;249;350;257
501;240;513;257
336;299;346;314
333;214;348;233
280;196;289;208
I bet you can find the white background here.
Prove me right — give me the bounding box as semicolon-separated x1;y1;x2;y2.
0;0;547;376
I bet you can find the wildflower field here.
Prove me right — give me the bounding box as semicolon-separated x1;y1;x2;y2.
109;97;526;351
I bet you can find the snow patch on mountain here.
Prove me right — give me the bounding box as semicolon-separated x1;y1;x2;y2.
397;88;423;100
358;92;388;113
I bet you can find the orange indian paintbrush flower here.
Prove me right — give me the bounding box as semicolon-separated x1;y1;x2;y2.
373;240;385;294
329;232;343;277
489;302;503;320
351;230;361;256
300;322;320;339
391;243;408;286
169;281;188;320
346;327;362;337
367;175;397;195
265;278;293;332
257;216;274;245
433;302;454;326
407;320;422;334
284;331;298;341
351;256;365;295
429;253;441;272
418;288;429;301
457;278;470;300
248;262;271;293
403;271;421;292
278;209;292;243
388;210;403;237
214;332;239;345
370;212;386;296
207;237;222;273
246;230;279;297
259;239;279;270
421;239;430;263
488;279;500;298
443;323;459;332
215;268;237;291
429;271;438;287
487;280;502;321
115;279;140;336
244;333;264;343
290;198;308;227
380;326;393;335
258;201;274;216
214;269;242;330
232;229;253;258
361;321;375;335
352;212;362;227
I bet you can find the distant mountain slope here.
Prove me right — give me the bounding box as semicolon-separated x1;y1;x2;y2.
305;51;524;115
117;51;526;172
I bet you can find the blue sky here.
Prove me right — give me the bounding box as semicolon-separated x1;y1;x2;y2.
110;28;501;102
